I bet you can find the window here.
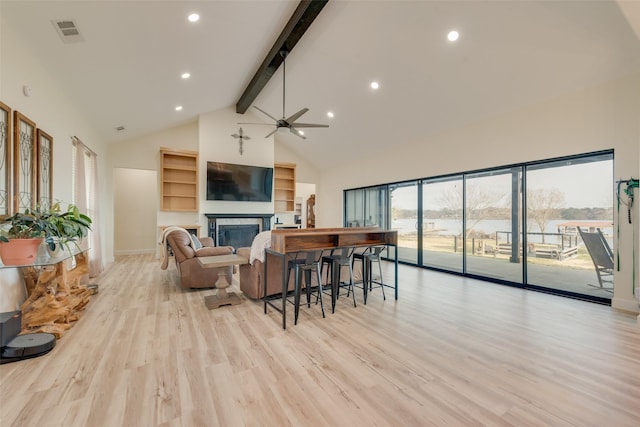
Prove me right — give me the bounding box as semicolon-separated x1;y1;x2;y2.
422;175;463;272
344;151;614;303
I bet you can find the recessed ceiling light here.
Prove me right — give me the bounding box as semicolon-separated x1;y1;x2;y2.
327;111;334;118
298;130;304;136
447;30;459;42
181;72;191;79
175;105;183;111
188;13;200;23
370;81;379;90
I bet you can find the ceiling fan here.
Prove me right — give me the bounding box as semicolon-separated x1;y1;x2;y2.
239;50;328;140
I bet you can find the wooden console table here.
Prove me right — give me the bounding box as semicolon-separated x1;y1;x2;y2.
1;249;93;338
265;228;398;329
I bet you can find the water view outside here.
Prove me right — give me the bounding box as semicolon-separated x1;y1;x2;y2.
422;176;463;272
346;152;614;302
390;182;418;264
525;155;614;297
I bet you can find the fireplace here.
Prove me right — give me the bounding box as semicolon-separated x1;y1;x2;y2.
218;224;260;249
205;214;273;249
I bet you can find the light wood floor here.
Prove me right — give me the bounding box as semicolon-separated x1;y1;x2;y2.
1;254;639;427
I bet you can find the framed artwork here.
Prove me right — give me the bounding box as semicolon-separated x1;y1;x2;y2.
0;101;10;217
36;129;53;210
13;111;37;212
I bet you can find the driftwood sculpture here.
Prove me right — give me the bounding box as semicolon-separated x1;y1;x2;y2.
19;252;92;338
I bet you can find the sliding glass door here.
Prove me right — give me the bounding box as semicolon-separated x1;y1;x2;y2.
421;176;463;272
344;185;388;228
525;154;614;299
365;186;388;228
345;188;364;227
389;181;418;264
465;168;523;284
344;151;614;302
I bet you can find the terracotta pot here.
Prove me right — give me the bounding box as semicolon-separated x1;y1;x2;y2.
0;238;43;266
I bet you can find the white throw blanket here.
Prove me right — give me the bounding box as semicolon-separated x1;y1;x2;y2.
159;226;192;270
250;231;271;264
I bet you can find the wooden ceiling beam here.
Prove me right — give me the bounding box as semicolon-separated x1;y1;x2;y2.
235;0;329;114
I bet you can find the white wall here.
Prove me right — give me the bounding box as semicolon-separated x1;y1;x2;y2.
316;73;640;313
275;140;320;184
113;168;158;255
0;26;107;206
0;25;109;308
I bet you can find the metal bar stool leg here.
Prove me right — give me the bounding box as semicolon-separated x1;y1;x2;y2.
320;257;337;313
376;252;386;300
347;260;356;307
304;268;313;308
292;264;302;325
315;262;325;317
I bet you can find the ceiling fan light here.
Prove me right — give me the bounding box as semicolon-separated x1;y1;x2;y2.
277;126;289;134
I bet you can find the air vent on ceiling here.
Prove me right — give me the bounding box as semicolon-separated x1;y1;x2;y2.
51;19;84;43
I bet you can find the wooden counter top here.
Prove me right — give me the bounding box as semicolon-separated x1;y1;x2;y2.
270;227;397;254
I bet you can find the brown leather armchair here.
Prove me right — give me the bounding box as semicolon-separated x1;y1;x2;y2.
165;231;235;289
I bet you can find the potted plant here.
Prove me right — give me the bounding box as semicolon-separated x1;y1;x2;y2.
0;207;51;265
0;202;92;265
43;202;92;257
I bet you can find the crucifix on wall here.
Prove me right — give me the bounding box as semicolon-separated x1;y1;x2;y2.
231;127;251;155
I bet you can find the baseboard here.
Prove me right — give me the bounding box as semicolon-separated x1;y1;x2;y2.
611;296;640;314
114;249;156;256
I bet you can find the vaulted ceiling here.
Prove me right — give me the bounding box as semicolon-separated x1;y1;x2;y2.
3;1;640;170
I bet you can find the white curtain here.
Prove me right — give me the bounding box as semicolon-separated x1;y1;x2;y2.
73;137;103;278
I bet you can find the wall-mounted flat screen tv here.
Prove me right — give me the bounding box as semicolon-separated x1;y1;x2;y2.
206;161;274;202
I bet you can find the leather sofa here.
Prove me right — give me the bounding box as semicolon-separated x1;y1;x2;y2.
165;231;234;289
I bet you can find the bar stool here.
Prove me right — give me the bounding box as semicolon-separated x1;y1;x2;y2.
352;246;386;304
320;247;356;313
287;251;325;325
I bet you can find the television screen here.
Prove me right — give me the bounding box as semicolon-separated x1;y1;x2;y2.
206;162;274;202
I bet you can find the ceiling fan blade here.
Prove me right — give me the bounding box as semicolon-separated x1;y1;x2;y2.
285;108;309;124
238;122;275;126
289;127;307;139
264;128;278;138
253;106;279;122
290;123;329;128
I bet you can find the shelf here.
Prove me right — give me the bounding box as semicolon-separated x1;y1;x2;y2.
163;180;196;185
160;148;198;212
274;162;296;212
163;193;197;198
163;165;197;172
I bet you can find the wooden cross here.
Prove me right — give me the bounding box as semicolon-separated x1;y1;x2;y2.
231;128;251;155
